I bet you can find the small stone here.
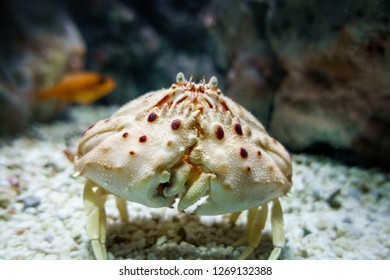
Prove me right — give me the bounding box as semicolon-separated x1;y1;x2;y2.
133;229;144;241
147;252;157;260
0;198;10;208
57;209;71;220
156;235;167;246
44;234;55;243
22;195;41;211
224;246;234;255
135;238;146;249
146;236;157;245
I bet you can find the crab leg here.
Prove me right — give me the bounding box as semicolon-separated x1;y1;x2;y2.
227;211;242;227
115;196;128;222
236;204;268;260
83;180;108;260
232;208;257;247
268;198;285;260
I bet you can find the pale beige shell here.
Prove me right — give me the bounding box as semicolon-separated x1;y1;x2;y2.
74;74;292;215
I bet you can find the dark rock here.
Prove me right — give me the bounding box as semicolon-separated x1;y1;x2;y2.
326;189;342;210
227;52;281;124
0;0;85;135
266;0;390;169
67;0;280;125
207;0;282;124
22;195;41;211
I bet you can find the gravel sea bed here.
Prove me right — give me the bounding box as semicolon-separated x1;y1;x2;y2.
0;106;389;260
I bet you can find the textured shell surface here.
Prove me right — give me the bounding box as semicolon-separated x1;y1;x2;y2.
75;74;292;215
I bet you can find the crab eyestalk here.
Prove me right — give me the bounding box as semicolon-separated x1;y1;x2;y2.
176;72;186;86
208;76;218;90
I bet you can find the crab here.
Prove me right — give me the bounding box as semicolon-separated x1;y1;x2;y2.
74;73;292;260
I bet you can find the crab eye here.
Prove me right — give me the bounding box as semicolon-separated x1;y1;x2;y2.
176;72;186;85
209;76;218;89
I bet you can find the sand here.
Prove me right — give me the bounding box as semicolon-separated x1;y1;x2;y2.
0;106;389;260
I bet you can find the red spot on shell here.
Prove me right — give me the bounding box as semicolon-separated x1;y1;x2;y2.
234;123;243;135
147;112;157;122
129;151;135;155
240;148;248;159
171;119;181;130
257;150;262;156
122;132;129;138
139;135;147;142
215;125;224;140
82;124;95;136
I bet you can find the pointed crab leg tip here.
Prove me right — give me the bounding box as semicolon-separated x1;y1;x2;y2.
268;247;282;260
73;171;81;177
91;240;107;260
238;246;254;260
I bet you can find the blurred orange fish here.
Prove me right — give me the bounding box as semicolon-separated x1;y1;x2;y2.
37;72;116;105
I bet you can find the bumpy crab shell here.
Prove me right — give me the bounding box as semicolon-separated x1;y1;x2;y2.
74;73;292;260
